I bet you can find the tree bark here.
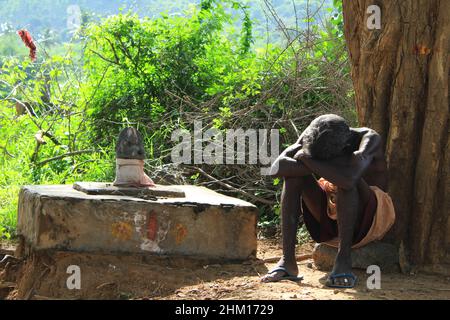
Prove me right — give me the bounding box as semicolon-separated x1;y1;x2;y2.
342;0;449;272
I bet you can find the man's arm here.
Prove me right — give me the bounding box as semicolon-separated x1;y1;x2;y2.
352;127;382;159
295;154;365;190
294;129;382;189
269;143;311;177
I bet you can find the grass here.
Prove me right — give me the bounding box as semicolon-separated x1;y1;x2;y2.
0;107;116;239
0;186;22;238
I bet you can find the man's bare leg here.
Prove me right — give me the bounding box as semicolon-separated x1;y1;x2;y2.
261;177;301;282
261;152;323;282
261;175;323;282
326;180;370;287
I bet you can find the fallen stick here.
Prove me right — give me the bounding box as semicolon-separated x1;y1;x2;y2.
262;254;312;263
0;282;16;289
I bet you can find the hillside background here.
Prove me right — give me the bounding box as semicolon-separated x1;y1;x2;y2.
0;0;334;49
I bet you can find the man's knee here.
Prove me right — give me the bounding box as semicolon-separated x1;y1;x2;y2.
273;157;303;177
271;157;290;177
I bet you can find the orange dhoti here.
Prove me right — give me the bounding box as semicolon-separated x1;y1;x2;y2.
302;178;395;248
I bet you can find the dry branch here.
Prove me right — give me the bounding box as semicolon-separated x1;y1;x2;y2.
37;150;99;166
186;166;274;205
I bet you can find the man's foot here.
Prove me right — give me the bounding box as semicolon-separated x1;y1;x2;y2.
325;252;356;288
326;272;357;288
261;266;303;283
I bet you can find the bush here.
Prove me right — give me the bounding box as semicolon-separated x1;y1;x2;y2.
0;0;355;239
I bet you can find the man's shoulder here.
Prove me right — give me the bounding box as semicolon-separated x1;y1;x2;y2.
349;127;378;135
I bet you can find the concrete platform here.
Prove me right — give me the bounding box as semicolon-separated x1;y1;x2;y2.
17;184;258;260
72;182;186;199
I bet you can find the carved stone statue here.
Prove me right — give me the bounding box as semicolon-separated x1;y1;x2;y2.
113;127;155;187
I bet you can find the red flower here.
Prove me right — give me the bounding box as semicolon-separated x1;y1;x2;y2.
17;29;37;61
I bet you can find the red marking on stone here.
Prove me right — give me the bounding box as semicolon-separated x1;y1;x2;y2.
147;212;158;241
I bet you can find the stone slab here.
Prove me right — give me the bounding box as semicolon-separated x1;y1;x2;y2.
73;182;186;199
17;184;258;260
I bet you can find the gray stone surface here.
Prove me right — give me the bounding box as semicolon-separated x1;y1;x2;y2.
73;182;186;198
17;184;258;260
312;242;400;272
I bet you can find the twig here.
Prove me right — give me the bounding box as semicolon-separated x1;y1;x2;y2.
0;282;16;289
30;143;42;163
186;166;274;205
263;254;312;263
104;37;121;65
88;49;121;66
8;98;61;145
0;145;14;158
37;150;99;166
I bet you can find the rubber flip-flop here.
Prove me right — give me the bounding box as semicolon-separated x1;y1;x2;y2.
326;273;357;288
262;267;304;282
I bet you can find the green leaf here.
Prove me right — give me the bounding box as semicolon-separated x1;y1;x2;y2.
190;173;200;180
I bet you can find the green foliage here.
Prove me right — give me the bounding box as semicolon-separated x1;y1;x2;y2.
82;1;256;149
0;32;25;59
297;224;312;245
0;49;115;237
0;0;354;238
330;0;344;38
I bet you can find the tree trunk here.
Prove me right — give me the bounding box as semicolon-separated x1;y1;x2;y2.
342;0;449;273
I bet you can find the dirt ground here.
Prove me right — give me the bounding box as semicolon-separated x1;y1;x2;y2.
1;238;449;300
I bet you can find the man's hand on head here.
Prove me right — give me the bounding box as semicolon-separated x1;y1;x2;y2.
293;149;312;161
283;143;303;158
351;150;372;167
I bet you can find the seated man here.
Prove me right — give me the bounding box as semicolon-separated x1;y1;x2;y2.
261;114;395;288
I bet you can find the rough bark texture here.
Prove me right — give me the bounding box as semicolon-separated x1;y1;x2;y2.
342;0;449;272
